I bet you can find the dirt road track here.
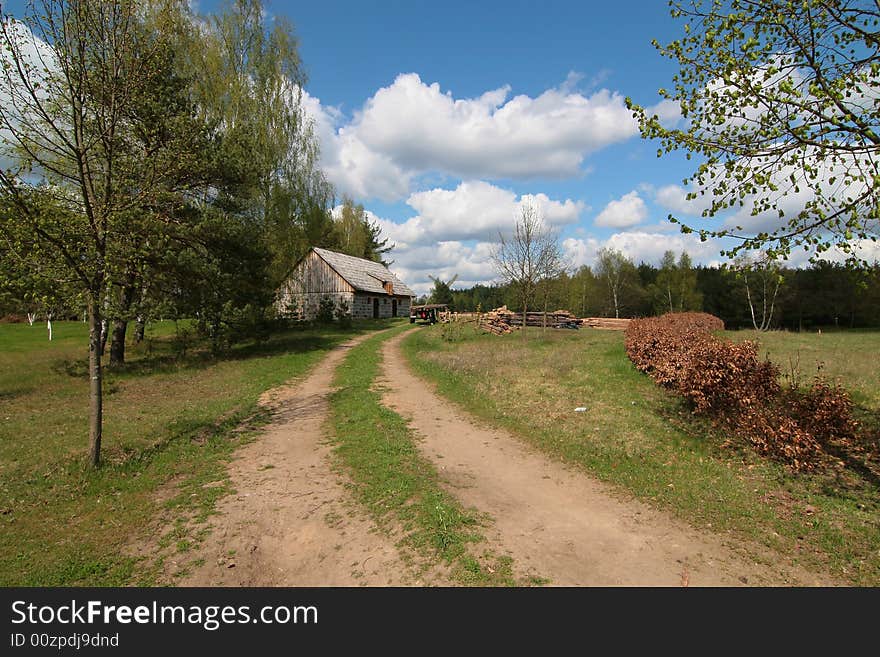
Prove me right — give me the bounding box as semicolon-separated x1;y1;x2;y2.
179;332;417;586
378;329;835;586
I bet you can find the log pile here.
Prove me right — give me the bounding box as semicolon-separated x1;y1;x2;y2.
489;306;581;328
441;310;518;334
581;317;631;330
441;306;631;334
479;315;517;335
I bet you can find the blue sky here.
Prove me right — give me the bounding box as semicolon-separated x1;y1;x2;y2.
251;0;722;293
7;0;871;294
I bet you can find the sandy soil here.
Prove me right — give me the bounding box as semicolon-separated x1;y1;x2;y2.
178;332;418;586
377;329;837;586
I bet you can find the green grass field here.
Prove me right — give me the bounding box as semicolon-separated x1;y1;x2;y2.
402;325;880;585
4;318;876;586
0;318;396;586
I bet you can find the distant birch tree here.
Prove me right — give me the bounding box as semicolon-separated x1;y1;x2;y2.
595;248;639;319
492;203;564;335
734;252;783;331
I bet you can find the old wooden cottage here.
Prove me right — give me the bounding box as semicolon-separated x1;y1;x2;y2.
277;247;415;320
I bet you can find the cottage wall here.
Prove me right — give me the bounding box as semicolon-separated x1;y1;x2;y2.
283;291;354;321
351;293;412;319
276;250;355;321
276;249;413;321
397;296;411;318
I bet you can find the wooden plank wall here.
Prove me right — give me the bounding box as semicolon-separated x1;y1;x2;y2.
276;251;413;321
294;251;354;294
276;251;353;316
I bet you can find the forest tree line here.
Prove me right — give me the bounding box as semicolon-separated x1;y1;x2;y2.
427;251;880;331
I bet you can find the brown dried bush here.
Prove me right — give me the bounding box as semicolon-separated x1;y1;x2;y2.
791;378;859;446
735;407;823;472
624;312;859;471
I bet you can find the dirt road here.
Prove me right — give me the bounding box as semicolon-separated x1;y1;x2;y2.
179;332;417;586
378;329;834;586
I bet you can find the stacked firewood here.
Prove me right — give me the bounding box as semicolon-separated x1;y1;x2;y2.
479;315;517;335
443;306;631;333
581;317;632;330
489;306;581;328
441;310;517;334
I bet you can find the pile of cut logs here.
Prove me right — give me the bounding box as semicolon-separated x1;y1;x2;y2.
581;317;631;330
479;315;517;335
443;306;631;334
488;306;581;329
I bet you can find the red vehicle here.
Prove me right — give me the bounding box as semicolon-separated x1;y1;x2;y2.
409;304;448;324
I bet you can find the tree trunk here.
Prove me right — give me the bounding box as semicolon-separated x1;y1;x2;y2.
211;318;222;354
134;316;145;343
745;275;759;331
542;295;548;334
109;319;128;366
99;318;109;355
109;282;137;365
581;281;586;317
88;299;103;468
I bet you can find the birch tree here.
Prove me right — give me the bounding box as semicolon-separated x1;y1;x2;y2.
492;203;564;335
596;247;639;319
627;0;880;264
735;252;784;331
652;250;702;314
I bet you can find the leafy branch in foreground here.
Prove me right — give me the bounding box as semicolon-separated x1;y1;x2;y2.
627;0;880;264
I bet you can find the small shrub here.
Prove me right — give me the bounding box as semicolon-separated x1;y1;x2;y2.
336;298;352;329
440;321;468;342
316;296;336;324
171;324;193;358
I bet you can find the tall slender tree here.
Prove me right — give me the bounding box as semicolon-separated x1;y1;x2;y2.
734;252;784;331
595;248;642;318
0;0;219;466
652;250;702;314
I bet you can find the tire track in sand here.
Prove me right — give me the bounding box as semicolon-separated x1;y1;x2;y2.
377;329;836;586
179;331;419;586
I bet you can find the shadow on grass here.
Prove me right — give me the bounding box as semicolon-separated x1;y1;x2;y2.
0;388;34;402
51;320;400;382
829;405;880;488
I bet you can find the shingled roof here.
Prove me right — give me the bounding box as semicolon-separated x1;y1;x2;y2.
313;247;415;297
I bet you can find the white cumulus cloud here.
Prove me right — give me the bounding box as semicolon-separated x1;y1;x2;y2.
377;180;583;248
563;231;724;269
593;191;648;228
389;240;499;296
302;73;641;201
